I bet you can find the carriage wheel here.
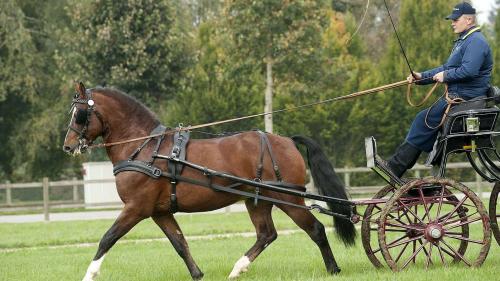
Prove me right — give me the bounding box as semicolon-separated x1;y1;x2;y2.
361;185;395;268
377;178;491;271
490;182;500;245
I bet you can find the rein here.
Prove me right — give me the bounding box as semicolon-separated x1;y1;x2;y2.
89;78;436;149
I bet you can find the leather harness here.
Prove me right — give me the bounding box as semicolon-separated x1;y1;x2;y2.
113;127;306;213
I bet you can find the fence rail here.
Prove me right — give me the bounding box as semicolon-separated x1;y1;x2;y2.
0;162;496;221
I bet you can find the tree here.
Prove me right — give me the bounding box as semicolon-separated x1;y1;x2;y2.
55;0;194;106
494;3;500;85
224;0;329;133
0;0;40;180
165;20;262;132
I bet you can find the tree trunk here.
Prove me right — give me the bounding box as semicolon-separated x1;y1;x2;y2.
264;57;273;133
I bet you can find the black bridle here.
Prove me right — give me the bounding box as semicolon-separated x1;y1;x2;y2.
67;89;104;151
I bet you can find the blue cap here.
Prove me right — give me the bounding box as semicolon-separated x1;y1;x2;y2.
446;2;476;20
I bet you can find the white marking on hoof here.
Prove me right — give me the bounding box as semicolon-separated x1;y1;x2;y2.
228;256;250;279
82;255;106;281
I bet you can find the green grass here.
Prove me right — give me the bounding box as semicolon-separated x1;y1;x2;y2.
0;210;498;281
0;210;332;249
0;232;498;281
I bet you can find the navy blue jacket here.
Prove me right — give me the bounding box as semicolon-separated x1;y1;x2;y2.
417;26;493;99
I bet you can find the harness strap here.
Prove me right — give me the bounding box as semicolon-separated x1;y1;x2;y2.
148;126;167;165
128;124;167;161
167;128;191;213
256;131;283;181
112;160;319;215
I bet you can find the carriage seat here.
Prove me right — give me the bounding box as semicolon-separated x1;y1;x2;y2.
426;89;500;167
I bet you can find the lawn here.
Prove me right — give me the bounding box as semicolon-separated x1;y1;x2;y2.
0;209;498;281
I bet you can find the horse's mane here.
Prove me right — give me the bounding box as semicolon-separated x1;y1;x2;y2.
94;87;160;127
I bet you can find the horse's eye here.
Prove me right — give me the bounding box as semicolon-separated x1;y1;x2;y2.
75;109;87;125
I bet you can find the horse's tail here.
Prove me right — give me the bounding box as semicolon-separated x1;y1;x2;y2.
292;135;356;247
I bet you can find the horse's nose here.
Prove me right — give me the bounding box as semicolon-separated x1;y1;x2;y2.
63;145;72;153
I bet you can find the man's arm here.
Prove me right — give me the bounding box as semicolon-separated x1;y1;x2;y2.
416;66;445;85
443;39;488;82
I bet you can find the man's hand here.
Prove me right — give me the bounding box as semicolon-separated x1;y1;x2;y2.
407;72;422;83
433;71;445;83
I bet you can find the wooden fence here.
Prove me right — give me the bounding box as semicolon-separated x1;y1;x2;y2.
0;162;495;221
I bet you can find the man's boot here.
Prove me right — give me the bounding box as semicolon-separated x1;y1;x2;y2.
386;142;421;178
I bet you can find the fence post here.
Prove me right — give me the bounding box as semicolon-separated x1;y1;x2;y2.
43;177;50;222
72;177;79;202
344;167;350;188
5;180;12;205
414;168;421;179
475;173;482;199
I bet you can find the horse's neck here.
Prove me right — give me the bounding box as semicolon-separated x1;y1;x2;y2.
98;94;160;164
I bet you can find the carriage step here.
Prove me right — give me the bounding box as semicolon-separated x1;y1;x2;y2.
365;137;406;187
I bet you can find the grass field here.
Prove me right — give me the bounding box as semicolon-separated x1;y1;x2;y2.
0;210;498;281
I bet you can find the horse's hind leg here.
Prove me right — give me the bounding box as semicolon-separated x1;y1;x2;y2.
82;206;145;281
277;204;340;274
229;200;277;279
152;213;204;280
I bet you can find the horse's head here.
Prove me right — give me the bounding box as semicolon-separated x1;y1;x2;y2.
63;82;105;155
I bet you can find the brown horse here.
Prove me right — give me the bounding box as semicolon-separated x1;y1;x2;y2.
63;82;355;281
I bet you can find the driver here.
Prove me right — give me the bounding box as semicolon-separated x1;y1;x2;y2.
379;2;493;178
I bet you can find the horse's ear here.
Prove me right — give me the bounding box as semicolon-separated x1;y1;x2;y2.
75;81;87;97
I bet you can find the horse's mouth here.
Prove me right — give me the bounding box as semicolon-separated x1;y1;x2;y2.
63;140;89;155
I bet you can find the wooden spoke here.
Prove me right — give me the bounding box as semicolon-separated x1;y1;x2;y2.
436;242;446;265
385;221;423;231
443;234;485;245
421;203;435;222
442;211;479;226
444;216;482;230
418;188;432;222
386;235;423;250
397;199;425;224
441;239;472;266
401;240;428;270
394;241;410;263
425;242;434;268
441;195;469;224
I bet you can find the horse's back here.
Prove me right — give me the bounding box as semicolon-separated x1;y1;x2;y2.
186;131;305;181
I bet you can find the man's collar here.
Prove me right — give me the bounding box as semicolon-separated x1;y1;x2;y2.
459;25;480;40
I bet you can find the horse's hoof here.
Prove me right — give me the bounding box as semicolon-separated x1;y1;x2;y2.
192;271;204;281
333;267;341;275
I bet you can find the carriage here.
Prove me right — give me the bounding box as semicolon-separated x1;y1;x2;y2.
64;82;499;281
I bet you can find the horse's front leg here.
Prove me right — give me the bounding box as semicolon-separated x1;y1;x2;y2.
82;206;145;281
152;213;204;280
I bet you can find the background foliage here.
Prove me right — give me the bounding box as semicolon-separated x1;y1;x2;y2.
0;0;498;181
